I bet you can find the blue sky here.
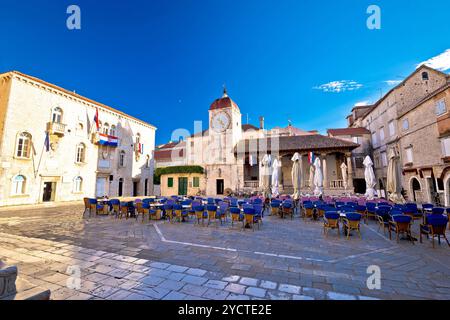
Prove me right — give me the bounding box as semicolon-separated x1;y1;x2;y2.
1;0;449;145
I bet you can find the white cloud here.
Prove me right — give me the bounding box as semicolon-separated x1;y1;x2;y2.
417;49;450;72
355;101;370;106
313;80;363;93
384;80;402;86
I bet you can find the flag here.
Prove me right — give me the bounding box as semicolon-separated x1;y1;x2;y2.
98;133;118;147
308;152;315;164
140;143;144;154
94;107;99;131
44;131;50;152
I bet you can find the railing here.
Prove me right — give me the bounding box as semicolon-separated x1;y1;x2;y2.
329;180;344;189
47;122;66;136
244;181;259;188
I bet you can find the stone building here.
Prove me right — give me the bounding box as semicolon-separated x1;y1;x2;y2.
339;65;450;205
0;71;156;206
155;89;359;196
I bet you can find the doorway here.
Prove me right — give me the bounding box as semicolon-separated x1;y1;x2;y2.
178;177;188;195
96;178;106;197
144;179;148;196
411;177;421;202
118;178;123;197
42;182;56;202
133;181;139;197
216;179;224;195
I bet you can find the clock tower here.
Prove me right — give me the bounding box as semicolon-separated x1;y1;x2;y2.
205;87;243;195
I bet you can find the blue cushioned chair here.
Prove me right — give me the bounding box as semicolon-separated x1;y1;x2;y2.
323;211;340;237
343;213;362;239
420;215;449;248
389;215;414;244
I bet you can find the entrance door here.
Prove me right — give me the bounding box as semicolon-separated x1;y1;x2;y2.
42;182;56;202
133;181;139;197
216;179;224;195
178;177;188;195
144;179;148;196
96;178;106;197
118;178;123;197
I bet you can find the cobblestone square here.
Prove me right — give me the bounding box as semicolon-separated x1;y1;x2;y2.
1;203;449;300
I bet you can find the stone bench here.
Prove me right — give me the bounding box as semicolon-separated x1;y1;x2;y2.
0;266;51;300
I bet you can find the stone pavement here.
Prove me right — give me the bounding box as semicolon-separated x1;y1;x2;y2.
0;204;449;300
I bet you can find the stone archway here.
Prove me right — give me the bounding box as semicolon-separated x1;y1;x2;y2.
410;177;421;202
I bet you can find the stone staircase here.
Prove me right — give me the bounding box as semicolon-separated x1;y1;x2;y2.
0;265;51;300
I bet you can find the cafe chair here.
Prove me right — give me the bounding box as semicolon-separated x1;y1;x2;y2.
281;202;294;219
193;205;205;226
163;204;174;223
389;215;414;244
420;215;449;248
343;213;362;239
243;207;256;231
323;212;340;238
230;207;242;228
206;205;218;226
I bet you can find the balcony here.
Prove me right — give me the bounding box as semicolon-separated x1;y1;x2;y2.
244;181;259;188
47;122;66;136
329;180;344;189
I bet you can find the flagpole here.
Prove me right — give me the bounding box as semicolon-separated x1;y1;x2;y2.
35;136;46;178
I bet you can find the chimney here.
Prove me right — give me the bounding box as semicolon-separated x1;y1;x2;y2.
259;116;264;130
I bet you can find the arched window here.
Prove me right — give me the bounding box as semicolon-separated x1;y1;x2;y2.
16;132;32;158
12;175;26;195
103;123;110;135
76;143;86;163
119;150;126;167
422;72;429;81
110;125;116;137
52;107;63;123
73;176;83;192
146;154;150;168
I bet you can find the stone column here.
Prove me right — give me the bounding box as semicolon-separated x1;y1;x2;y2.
346;153;354;190
321;153;328;189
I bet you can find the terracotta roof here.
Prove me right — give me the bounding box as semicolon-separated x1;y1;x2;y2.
156;141;185;150
234;134;359;154
0;71;156;129
242;124;259;131
154;148;184;161
209;96;239;111
327;127;371;136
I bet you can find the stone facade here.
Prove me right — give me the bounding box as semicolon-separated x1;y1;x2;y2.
345;65;450;204
0;71;156;206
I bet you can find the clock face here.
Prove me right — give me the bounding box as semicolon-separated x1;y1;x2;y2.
211;112;231;133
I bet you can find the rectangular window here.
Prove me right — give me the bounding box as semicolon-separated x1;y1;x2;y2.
388;121;395;137
381;152;388;167
167;177;173;188
402;119;409;131
436;99;447;116
355;157;364;168
405;147;413;164
437;178;444;191
441;137;450;157
379;127;385;142
193;177;199;188
352;136;359;144
371;132;377;146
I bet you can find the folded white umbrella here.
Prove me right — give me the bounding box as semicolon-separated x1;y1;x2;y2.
363;155;377;200
291;153;302;200
340;162;348;190
313;157;323;196
261;154;272;198
309;165;315;190
271;157;281;197
387;148;405;204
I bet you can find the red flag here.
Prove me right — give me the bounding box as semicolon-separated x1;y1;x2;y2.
94;108;99;131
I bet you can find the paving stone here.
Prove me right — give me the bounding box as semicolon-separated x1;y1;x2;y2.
149;262;170;269
163;291;187;300
202;288;230;300
141;275;165;286
182;275;208;286
180;284;208;296
239;277;259;286
222;275;240;282
327;291;357;300
292;294;315;300
166;272;185;281
126;293;152;300
260;280;278;290
123;272;146;281
166;265;189;273
267;291;292;300
279;284;301;294
224;283;246;294
91;285;120;299
204;280;228;290
186;268;207;276
245;287;266;298
226;293;251;300
159;279;186;291
106;289;133;300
